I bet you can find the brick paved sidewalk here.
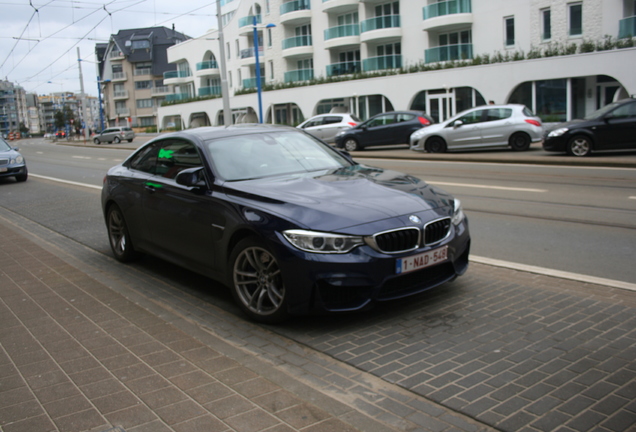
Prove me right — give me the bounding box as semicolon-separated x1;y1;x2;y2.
0;221;378;432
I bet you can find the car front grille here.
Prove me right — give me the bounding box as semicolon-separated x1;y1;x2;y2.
372;227;420;253
425;218;451;245
0;159;8;166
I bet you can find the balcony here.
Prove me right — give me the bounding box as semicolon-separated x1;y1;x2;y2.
321;0;358;14
165;92;192;102
324;24;360;49
280;0;311;25
151;86;172;97
284;68;314;83
196;60;220;77
282;35;313;58
425;43;473;63
243;77;266;89
238;15;261;34
326;61;361;77
239;47;265;66
360;15;402;43
619;16;636;39
109;50;125;60
362;55;401;72
113;90;129;100
115;108;130;117
111;72;127;82
163;70;193;85
134;68;152;76
198;86;222;97
422;0;472;32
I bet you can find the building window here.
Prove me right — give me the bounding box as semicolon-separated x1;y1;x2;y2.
229;71;232;87
236;40;240;58
131;39;150;50
267;28;272;47
269;61;274;79
227;42;230;59
139;117;155;127
505;16;515;46
136;99;154;109
541;9;551;40
569;3;582;36
135;81;152;90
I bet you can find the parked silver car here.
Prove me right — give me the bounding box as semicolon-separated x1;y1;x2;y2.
93;127;135;144
410;104;543;153
297;113;360;143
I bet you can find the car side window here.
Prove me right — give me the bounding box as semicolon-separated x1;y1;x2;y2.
368;115;394;127
128;144;160;174
396;114;415;123
458;110;484;125
155;140;203;180
304;119;323;128
485;108;512;121
609;103;636;119
323;116;342;125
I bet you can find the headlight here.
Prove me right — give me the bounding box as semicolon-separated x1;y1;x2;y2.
548;127;569;138
14;156;24;164
452;199;465;225
283;229;364;254
336;130;346;137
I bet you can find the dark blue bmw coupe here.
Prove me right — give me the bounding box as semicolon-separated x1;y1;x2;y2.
101;125;470;322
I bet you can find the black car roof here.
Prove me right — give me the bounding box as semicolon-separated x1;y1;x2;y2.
159;124;298;142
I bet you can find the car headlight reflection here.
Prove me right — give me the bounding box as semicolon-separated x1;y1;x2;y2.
283;229;364;254
452;199;465;225
547;127;569;137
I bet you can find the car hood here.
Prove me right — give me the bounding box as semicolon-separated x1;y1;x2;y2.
222;164;453;232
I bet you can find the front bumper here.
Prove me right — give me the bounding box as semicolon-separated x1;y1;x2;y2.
275;218;471;315
0;164;27;178
542;135;568;152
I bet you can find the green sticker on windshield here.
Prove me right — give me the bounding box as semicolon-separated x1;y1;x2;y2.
159;149;175;159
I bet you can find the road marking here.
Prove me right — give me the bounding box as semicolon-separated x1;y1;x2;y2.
630;196;636;200
428;181;546;192
27;174;634;291
357;158;636;171
72;156;91;159
30;174;102;190
471;255;636;292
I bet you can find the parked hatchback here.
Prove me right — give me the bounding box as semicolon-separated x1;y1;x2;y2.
543;98;636;156
410;104;543;153
297;113;360;143
335;111;433;151
93;127;135;144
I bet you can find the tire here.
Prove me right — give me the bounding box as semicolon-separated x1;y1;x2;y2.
566;135;592;157
425;137;447;153
106;204;138;263
344;138;360;152
509;133;531;151
93;138;100;144
15;169;28;182
127;139;133;143
229;237;288;323
113;136;121;144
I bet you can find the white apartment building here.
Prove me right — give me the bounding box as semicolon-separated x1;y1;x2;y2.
158;0;636;130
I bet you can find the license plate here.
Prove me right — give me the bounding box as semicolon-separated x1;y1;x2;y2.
0;167;6;172
396;245;448;274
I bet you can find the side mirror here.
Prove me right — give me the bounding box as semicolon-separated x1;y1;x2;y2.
176;167;208;189
453;120;464;128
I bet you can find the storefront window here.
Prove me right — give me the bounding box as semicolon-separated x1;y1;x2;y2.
536;79;566;122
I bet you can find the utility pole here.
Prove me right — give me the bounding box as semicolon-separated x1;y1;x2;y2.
215;0;231;126
77;47;90;142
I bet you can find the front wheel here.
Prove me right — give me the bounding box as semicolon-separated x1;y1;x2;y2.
425;137;447;153
113;136;121;144
344;138;359;152
566;135;592;157
93;138;100;144
15;169;28;182
229;237;288;323
509;133;531;151
106;204;138;262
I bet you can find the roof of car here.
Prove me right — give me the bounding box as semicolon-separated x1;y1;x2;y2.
160;124;298;142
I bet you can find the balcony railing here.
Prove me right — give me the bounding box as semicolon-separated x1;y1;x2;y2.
282;35;312;49
115;108;130;117
619;16;636;39
113;90;129;99
326;61;361;76
151;86;172;96
280;0;310;15
196;60;219;70
425;43;473;63
240;47;264;59
163;70;192;80
109;50;124;59
112;72;127;81
360;15;400;33
422;0;471;20
362;55;401;71
134;68;152;76
284;69;314;83
243;77;266;89
198;86;222;97
165;92;192;102
324;24;359;40
238;15;261;28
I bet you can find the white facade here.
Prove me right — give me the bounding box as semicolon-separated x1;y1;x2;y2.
158;0;636;129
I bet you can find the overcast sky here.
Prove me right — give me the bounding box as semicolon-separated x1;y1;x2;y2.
1;0;218;97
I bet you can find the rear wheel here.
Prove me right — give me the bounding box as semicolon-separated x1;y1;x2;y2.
425;137;447;153
229;237;288;323
106;204;138;262
113;136;121;144
344;138;360;152
566;135;592;157
509;133;531;151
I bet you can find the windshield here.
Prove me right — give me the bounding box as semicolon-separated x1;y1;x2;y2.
584;102;621;120
205;131;353;181
0;137;11;151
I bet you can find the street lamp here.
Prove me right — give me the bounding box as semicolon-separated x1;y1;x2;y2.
253;17;275;123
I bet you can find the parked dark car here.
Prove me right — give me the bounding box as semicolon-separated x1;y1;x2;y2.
334;111;433;151
101;125;470;323
0;137;27;182
543;98;636;156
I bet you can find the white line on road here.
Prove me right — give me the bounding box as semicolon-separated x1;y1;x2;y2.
29;174;634;291
72;156;91;159
630;196;636;200
428;181;546;192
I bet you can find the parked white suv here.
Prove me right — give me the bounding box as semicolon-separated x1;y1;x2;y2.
297;113;360;143
93;127;135;144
